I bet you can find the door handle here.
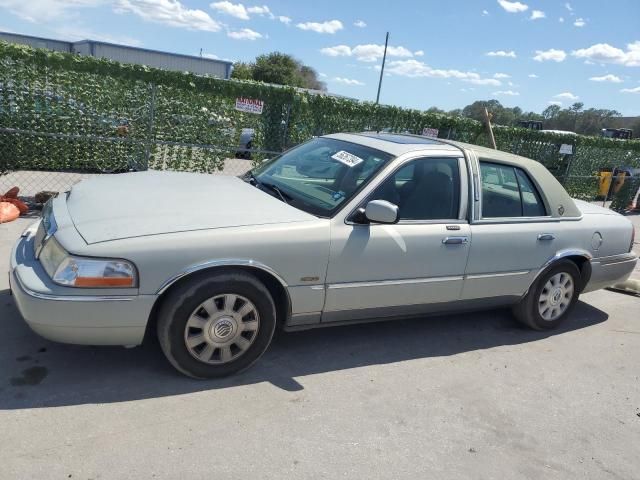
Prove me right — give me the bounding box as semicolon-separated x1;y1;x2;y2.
442;236;468;245
537;233;556;241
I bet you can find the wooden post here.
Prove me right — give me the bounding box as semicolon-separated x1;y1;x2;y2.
484;107;497;149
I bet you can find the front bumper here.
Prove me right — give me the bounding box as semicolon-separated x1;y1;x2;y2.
9;228;156;346
583;252;638;293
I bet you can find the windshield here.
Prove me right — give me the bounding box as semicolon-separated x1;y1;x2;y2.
250;137;394;217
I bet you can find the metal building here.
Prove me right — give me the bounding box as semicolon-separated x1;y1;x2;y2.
0;31;232;79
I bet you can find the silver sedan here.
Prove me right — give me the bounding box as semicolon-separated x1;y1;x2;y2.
10;133;637;378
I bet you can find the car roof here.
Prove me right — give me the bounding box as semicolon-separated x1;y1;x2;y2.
325;132;541;169
324;132;462;156
323;132;581;218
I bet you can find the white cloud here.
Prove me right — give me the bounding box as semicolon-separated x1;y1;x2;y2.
318;72;327;78
572;41;640;67
210;1;248;19
548;100;563;106
320;43;413;62
554;92;579;100
115;0;222;32
278;15;291;24
493;90;520;96
573;17;586;27
486;50;517;58
333;77;365;86
589;74;622;83
493;73;510;79
320;45;353;57
530;10;545;20
528;73;539;78
296;19;343;34
0;0;102;22
384;59;501;86
202;52;219;59
565;2;573;11
414;50;424;56
354;19;366;28
559;17;564;23
533;48;567;62
227;28;262;40
247;5;272;16
621;86;640;94
497;0;528;13
482;9;489;16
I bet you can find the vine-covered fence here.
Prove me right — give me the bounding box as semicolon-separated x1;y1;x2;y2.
1;41;639;211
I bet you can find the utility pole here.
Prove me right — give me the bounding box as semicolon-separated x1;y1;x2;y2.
375;32;389;105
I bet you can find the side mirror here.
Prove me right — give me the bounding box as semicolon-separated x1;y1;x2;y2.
364;200;399;224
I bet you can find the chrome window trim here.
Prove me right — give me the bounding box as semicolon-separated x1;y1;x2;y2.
12;270;135;302
477;160;550;221
155;259;290;295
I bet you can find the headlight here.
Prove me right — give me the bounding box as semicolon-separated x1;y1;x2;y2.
39;237;137;288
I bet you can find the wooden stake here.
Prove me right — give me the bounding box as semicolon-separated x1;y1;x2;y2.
484;107;497;149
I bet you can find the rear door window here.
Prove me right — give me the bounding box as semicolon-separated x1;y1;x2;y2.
480;162;546;218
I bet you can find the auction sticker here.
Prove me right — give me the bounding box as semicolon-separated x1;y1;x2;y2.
331;150;364;168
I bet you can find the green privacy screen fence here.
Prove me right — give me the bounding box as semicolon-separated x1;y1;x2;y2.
1;41;639;210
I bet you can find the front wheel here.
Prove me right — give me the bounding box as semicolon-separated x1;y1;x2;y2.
513;260;581;330
157;271;276;378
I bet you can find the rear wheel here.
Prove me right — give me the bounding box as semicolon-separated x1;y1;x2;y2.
157;271;276;378
513;260;581;330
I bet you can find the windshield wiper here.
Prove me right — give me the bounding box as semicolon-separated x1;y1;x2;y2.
246;171;290;204
261;182;290;204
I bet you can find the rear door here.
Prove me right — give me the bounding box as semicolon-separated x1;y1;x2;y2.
463;159;558;300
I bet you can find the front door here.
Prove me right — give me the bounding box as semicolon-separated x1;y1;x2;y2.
323;156;471;322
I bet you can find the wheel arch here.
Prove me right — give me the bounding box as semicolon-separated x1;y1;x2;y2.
524;249;593;297
144;262;292;343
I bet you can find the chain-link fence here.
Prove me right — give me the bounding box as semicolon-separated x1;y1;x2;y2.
1;40;640;212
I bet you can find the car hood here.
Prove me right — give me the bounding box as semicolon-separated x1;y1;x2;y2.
66;170;316;244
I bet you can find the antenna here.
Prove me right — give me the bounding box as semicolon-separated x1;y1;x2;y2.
375;32;389;105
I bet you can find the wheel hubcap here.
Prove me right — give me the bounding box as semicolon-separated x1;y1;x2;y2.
184;294;260;365
538;272;574;321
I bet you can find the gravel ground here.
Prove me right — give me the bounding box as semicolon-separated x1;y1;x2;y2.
0;216;639;480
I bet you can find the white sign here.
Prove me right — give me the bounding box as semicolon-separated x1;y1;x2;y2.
331;150;364;168
235;97;264;114
559;144;573;155
422;127;439;138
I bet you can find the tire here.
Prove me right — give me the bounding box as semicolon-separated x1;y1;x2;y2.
513;260;581;330
157;271;276;378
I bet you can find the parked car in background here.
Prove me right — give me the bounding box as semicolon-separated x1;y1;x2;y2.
10;133;637;378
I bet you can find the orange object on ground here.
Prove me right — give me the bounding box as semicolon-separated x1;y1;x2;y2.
0;202;20;223
0;186;28;217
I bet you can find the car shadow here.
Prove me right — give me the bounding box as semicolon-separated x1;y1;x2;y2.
0;287;608;410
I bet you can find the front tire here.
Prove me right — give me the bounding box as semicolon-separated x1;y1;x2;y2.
157;271;276;378
513;260;581;330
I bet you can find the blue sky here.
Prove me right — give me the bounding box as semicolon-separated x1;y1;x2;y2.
1;0;639;115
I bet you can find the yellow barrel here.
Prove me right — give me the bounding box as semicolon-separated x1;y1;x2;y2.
599;171;613;197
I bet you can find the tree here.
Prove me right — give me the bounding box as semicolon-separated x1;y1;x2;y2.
234;52;327;91
230;61;254;81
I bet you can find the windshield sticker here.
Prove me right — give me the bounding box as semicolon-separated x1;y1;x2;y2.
331;150;364;168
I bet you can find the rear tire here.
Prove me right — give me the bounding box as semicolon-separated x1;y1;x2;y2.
513;260;581;330
157;271;276;378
